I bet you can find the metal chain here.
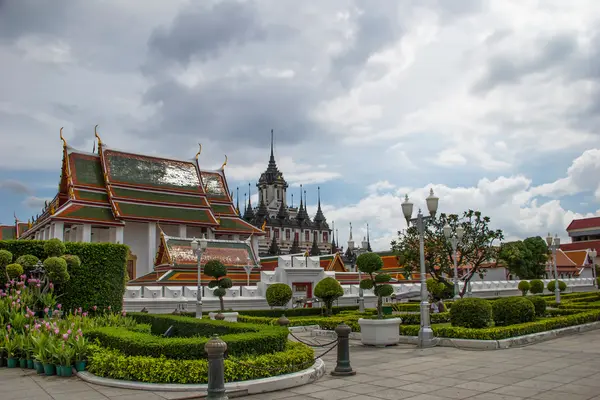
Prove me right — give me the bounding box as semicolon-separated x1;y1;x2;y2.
288;331;339;347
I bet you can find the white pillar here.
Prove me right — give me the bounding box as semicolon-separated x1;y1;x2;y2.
81;224;92;243
178;224;187;238
109;227;116;243
115;226;124;244
51;222;64;241
148;222;157;269
44;226;50;240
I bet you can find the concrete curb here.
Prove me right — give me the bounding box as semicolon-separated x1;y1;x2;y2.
76;358;326;394
397;321;600;350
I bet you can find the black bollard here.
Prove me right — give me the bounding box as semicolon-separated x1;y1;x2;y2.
205;335;228;400
330;323;356;376
277;314;290;327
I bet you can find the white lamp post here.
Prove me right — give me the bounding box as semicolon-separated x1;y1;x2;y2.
191;234;208;318
402;189;439;348
243;255;255;287
590;249;598;288
545;233;561;304
444;223;464;299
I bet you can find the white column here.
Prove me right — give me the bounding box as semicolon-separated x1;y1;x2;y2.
179;224;187;238
51;222;64;241
148;222;157;269
115;226;124;244
81;224;92;243
109;227;116;243
44;226;50;240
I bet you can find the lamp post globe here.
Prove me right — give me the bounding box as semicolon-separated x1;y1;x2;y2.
426;188;439;217
443;224;452;239
456;226;464;240
401;195;413;226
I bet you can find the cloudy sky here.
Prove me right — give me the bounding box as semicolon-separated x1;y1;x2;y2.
1;0;599;250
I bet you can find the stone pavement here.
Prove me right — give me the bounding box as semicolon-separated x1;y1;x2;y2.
3;329;600;400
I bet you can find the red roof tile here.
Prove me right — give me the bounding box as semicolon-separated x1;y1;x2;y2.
567;217;600;231
560;240;600;253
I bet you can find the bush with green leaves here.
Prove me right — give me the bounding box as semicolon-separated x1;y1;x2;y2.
528;296;547;317
449;298;492;328
356;252;393;319
5;263;24;279
44;238;66;257
518;280;530;296
492;297;535;326
204;259;232;312
314;277;344;316
15;254;39;273
265;283;293;308
426;278;446;300
0;249;12;267
547;280;567;293
43;256;70;285
61;254;82;269
529;279;544;295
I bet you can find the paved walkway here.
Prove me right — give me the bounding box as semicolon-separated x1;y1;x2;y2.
3;329;600;400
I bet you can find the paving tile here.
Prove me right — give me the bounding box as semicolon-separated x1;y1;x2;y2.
479;375;526;385
369;388;422;399
455;381;503;392
427;387;481;399
152;391;206;399
339;383;394;395
306;388;357;400
531;390;595;400
108;393;165;400
403;394;455;400
514;379;563;390
552;383;600;396
368;378;415;388
532;373;581;384
468;393;525;400
51;390;109;400
491;385;544;398
400;382;448;394
44;381;97;394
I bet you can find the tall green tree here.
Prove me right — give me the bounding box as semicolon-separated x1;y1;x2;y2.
391;210;503;298
498;236;549;279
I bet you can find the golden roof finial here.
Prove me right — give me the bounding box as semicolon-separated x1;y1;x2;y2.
94;124;102;145
59;127;67;148
220;154;228;169
195;143;202;161
261;220;267;231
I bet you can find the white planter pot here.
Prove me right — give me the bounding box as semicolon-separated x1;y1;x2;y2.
358;318;402;347
209;312;239;322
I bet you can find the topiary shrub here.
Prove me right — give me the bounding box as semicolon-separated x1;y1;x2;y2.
529;279;544;295
5;263;23;279
43;256;70;285
314;277;344;316
529;296;547;317
204;259;232;312
547;280;567;293
15;254;39;273
426;278;446;300
265;283;293;308
0;249;13;267
449;298;492;328
356;252;393;319
44;238;66;257
61;254;81;269
518;280;530;296
492;297;535;326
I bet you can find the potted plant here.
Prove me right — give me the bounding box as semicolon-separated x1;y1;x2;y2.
73;335;88;372
4;333;19;368
314;277;344;316
43;336;57;376
31;333;49;374
356;253;401;347
55;342;74;377
204;260;237;322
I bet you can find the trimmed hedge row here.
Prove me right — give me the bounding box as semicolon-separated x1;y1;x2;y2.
0;240;128;312
87;341;314;384
400;309;600;340
237;305;360;318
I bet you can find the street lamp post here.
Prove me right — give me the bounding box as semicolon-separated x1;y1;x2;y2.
402;189;439;348
191;234;208;319
590;249;597;288
545;233;561;304
444;224;464;299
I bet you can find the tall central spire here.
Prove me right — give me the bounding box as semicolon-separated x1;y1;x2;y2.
268;128;276;168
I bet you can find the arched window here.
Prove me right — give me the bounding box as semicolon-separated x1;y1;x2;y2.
305;230;310;241
286;229;290;240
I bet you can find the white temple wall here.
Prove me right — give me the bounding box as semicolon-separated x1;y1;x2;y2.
91;227;110;243
123;222;151;278
160;223;179;238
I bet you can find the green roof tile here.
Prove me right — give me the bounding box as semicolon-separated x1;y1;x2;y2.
116;202;213;223
211;203;236;214
61;205;117;222
0;227;16;240
76;190;109;203
71;154;104;187
112;187;207;206
218;218;256;232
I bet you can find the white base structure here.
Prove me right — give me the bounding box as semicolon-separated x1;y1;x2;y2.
208;312;239;322
358;318;402;347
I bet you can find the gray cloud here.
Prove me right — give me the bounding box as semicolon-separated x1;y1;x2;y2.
22;196;51;209
0;179;32;195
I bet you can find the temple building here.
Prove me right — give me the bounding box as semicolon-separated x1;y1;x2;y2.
241;131;332;256
14;128;264;280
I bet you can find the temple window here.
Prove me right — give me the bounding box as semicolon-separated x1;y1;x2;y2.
275;229;280;239
286;229;290;240
295;232;299;241
266;228;271;238
323;232;328;242
305;230;309;241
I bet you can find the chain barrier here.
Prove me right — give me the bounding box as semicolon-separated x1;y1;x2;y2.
288;331;338;347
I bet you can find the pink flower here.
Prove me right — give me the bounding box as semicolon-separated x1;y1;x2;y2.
49;283;54;289
121;311;127;317
16;290;21;295
67;329;72;335
93;305;97;311
20;274;26;279
44;307;49;313
62;333;69;341
25;324;29;330
82;312;88;317
57;304;62;310
107;305;111;310
54;328;59;335
36;283;41;288
11;301;15;306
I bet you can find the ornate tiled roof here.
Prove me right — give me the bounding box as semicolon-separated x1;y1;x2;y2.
0;225;16;240
567;217;600;231
53;202;123;225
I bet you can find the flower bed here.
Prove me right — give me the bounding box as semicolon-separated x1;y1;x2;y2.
87;341;314;384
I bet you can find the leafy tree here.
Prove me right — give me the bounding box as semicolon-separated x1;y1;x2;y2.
391;210;503;298
266;283;292;308
204;259;232;312
498;236;549;279
314;277;344;316
356;253;393;318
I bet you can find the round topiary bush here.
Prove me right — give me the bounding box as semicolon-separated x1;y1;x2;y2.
0;249;13;267
547;280;567;292
314;277;344;316
266;283;293;308
44;238;66;257
449;298;493;328
529;279;544;294
5;263;24;279
43;256;70;285
61;254;81;269
426;278;446;300
15;254;40;273
528;296;547;317
518;281;530;296
492;297;535;326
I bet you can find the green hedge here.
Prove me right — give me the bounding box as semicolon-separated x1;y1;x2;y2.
119;313;288;358
236;305;360;318
0;240;128;312
399;309;600;340
88;341;314;384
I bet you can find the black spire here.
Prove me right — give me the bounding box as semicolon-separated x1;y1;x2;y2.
276;196;289;221
335;228;339;250
310;232;321;256
330;221;337;254
367;223;372;252
291;193;294;208
254;188;269;225
244;183;255;222
258;129;288;187
268;234;280;256
313;186;327;227
269;128;276;167
235;187;240;216
295;185;305;223
290;233;301;254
